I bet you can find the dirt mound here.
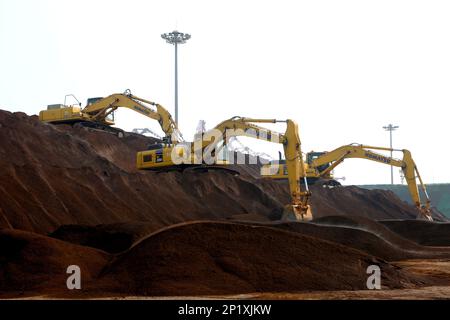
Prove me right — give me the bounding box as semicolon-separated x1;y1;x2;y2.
0;109;439;236
0;110;281;233
52;218;450;262
380;220;450;246
248;220;450;261
50;222;156;253
226;212;272;222
54;123;159;173
253;222;413;261
97;222;419;296
2;109;449;298
310;185;422;219
0;221;445;297
258;179;444;220
312;216;450;257
0;228;109;294
362;183;450;219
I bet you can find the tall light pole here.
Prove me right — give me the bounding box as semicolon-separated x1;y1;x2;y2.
161;30;191;126
383;124;399;185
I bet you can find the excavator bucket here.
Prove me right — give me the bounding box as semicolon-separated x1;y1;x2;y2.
419;206;433;221
282;204;312;221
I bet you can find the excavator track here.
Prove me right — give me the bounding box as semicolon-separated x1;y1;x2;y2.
73;121;125;137
184;165;240;175
154;165;240;176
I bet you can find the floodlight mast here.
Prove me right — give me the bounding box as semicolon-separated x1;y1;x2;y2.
161;30;191;126
383;123;399;184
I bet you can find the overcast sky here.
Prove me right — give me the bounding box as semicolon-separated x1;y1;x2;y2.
1;0;449;185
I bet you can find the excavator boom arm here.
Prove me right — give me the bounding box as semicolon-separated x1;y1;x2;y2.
201;117;282;149
201;116;310;220
311;145;404;168
310;144;432;220
83;91;182;143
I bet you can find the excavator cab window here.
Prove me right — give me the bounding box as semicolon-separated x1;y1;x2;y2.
86;97;103;106
86;97;115;122
307;152;330;172
306;152;326;164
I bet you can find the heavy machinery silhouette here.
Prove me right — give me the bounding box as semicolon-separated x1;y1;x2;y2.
261;144;432;221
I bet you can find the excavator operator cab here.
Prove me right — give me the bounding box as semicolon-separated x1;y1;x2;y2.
306;151;330;173
260;152;287;178
86;97;115;122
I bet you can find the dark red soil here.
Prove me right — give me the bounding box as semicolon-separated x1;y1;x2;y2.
258;179;447;221
0;110;443;235
0;229;109;294
312;214;447;252
50;222;155;254
49;218;450;262
95;222;421;296
0;111;281;233
0;109;449;298
250;219;450;261
1;221;434;298
380;220;450;246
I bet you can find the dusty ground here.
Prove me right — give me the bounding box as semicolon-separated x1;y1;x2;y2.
251;259;450;299
10;260;450;300
2;221;450;299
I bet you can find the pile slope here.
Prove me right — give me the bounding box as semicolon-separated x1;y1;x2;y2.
0;109;442;236
97;222;420;296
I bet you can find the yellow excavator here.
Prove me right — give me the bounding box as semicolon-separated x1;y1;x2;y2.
40;93;311;219
137;116;312;220
261;144;432;221
39;89;182;143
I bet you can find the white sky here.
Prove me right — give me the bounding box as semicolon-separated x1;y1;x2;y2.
1;0;449;185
